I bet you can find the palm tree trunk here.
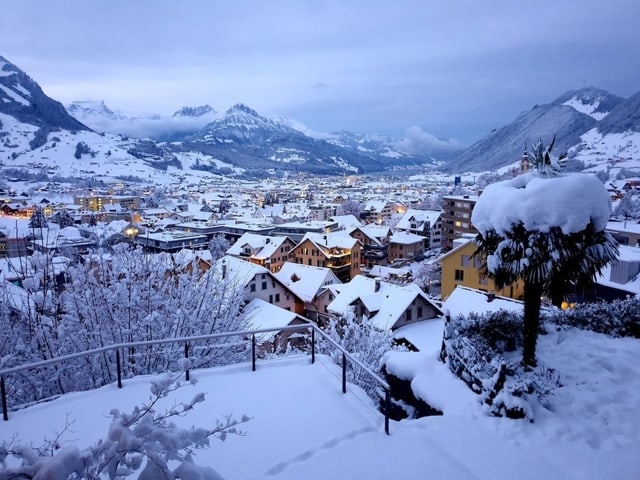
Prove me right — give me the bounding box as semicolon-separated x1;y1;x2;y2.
523;281;543;367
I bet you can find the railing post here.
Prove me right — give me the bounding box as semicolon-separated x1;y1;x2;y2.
116;349;122;389
311;327;315;364
251;334;256;372
184;343;190;382
1;375;8;421
385;388;391;435
342;353;347;394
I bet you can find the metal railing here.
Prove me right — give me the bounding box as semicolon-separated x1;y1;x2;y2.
0;323;392;434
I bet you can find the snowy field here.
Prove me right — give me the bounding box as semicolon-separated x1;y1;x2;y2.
1;324;639;479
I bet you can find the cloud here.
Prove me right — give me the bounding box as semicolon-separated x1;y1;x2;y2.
76;111;219;140
394;126;464;154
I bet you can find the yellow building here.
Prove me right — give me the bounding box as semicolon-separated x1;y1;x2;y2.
440;237;524;301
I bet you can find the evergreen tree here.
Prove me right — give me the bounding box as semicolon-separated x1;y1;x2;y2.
473;139;618;367
88;213;98;227
28;205;48;229
58;209;75;228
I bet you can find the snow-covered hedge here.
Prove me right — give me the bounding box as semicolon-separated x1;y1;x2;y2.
442;310;561;420
544;296;640;338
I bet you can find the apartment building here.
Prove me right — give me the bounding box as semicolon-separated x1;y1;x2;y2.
440;195;478;251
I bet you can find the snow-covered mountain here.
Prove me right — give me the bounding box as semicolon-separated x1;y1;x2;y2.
0;55;90;148
183;104;439;174
172;104;217;118
67;100;125;123
553;87;624;121
191;103;306;145
443;87;634;173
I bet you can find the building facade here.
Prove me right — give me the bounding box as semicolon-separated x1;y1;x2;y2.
440;195;478;251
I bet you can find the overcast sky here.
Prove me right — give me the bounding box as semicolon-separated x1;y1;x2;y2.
2;0;640;145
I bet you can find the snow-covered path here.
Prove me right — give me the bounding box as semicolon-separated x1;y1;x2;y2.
2;331;639;479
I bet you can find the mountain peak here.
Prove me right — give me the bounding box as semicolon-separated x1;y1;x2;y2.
0;55;90;147
172;105;217;118
552;87;624;120
226;103;261;117
67;100;122;122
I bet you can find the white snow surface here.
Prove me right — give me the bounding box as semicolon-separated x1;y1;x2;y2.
562;97;608;120
472;172;611;235
0;84;30;106
2;321;639;479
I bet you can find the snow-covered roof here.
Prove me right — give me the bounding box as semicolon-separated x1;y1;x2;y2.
328;275;440;330
331;214;362;230
301;231;357;250
0;217;32;238
359;224;391;240
366;264;411;280
606;219;640;236
365;283;437;331
244;298;303;342
395;208;440;231
227;232;289;259
442;285;524;319
390;231;424;245
472;172;611;235
595;245;640;294
214;255;268;286
274;263;341;303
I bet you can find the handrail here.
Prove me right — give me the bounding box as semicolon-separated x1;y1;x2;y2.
0;323;392;433
0;324;310;377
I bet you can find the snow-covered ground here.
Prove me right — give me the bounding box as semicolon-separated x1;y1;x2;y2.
2;320;638;479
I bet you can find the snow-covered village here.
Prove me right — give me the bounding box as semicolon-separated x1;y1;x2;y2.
2;2;640;479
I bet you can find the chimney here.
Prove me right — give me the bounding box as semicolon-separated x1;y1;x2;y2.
222;260;227;280
374;277;381;293
486;291;495;302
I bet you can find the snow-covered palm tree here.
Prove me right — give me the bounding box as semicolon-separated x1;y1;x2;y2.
472;139;618;366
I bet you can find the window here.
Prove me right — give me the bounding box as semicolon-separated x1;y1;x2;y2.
461;255;471;267
417;306;423;318
405;309;412;321
250;284;256;292
479;275;488;285
455;269;464;281
275;293;280;302
261;281;267;290
269;294;273;304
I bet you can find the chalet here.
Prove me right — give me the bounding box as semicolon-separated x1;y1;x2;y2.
361;200;406;225
214;256;303;314
395;208;442;250
349;224;391;267
226;233;296;273
291;232;362;282
274;262;342;321
327;275;442;331
388;231;425;263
